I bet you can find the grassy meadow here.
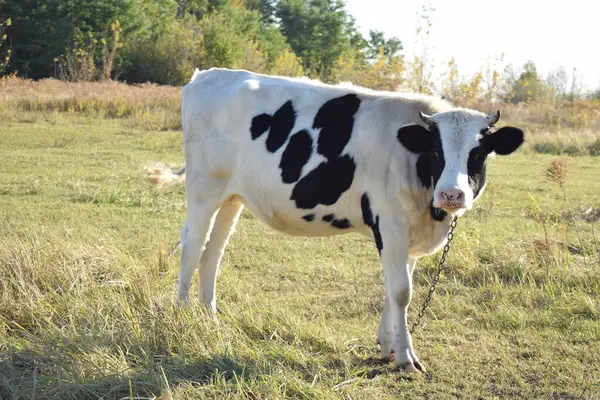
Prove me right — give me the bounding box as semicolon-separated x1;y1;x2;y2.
0;78;599;399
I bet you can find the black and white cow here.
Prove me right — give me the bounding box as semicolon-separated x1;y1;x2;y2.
157;67;524;372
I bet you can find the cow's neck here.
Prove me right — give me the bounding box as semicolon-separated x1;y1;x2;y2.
408;192;455;258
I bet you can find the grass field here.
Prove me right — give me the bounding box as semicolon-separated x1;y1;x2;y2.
1;84;599;399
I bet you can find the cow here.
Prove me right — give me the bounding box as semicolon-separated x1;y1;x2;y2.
153;67;524;372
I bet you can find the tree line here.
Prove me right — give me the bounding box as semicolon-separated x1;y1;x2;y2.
1;0;598;102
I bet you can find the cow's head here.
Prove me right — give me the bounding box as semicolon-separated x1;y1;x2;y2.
397;108;524;216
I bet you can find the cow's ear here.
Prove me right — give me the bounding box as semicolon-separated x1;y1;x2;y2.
481;126;524;155
396;124;435;154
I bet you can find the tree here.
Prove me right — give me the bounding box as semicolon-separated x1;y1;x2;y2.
365;30;402;63
0;17;11;76
176;0;229;19
330;47;404;91
567;67;584;102
0;0;146;79
405;3;435;93
481;53;504;101
243;0;276;22
275;0;362;80
458;71;483;100
546;66;568;101
270;48;303;77
509;61;551;103
441;57;460;100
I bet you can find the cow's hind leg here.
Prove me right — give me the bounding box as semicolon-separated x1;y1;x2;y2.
178;199;220;305
198;196;244;315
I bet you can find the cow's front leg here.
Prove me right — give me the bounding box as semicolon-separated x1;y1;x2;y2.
377;217;425;372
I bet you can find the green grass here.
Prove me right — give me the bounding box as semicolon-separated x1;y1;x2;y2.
1;113;599;399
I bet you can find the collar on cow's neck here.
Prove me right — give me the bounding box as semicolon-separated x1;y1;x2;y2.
429;202;447;222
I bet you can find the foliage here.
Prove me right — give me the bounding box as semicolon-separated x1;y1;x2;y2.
407;3;435;94
330;48;405;91
0;0;144;79
405;55;435;94
0;17;11;75
0;0;597;105
481;53;505;101
56;19;125;82
275;0;364;80
365;30;402;62
120;15;205;85
440;57;460;100
269;48;304;77
506;61;552;103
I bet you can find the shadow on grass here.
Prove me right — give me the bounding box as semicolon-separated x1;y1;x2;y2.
0;347;410;399
0;349;255;400
352;356;422;381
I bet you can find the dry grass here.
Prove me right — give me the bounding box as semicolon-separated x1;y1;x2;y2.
2;77;600;154
459;98;600;131
458;98;600;156
0;77;181;130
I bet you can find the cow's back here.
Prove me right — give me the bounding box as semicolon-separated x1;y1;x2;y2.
179;68;453;238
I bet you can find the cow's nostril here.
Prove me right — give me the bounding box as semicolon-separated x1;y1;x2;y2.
438;189;465;204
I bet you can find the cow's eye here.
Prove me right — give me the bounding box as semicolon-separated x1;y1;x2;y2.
431;151;440;159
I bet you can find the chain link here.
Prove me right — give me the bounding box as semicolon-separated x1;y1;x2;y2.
409;215;458;333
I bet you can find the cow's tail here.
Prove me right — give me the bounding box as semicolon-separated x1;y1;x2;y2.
145;162;185;187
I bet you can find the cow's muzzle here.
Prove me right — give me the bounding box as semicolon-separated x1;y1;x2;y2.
433;188;467;211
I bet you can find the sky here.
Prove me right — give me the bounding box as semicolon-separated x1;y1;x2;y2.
344;0;600;92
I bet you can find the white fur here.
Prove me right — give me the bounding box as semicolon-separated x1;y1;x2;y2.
164;67;497;371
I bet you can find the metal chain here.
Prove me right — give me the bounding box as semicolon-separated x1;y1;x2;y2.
345;215;458;354
409;215;458;333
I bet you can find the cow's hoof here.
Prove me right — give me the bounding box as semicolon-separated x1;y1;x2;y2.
413;360;426;373
398;362;421;373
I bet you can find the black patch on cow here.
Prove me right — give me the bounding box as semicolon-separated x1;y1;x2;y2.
361;194;374;226
314;94;361;160
467;127;524;200
361;193;383;255
402;124;446;223
372;218;383;254
250;114;272;140
279;130;313;184
331;218;352;229
467;146;488;199
424;124;445;189
480;127;490;136
399;123;445;191
413;124;444;190
291;155;356;209
480;126;524;155
266;100;296;153
429;145;445;190
416;153;432;188
429;202;447;221
396;124;436;154
322;214;335;222
302;214;315;222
